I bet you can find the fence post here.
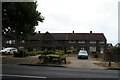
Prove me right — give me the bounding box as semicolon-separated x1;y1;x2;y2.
108;52;111;67
109;61;111;67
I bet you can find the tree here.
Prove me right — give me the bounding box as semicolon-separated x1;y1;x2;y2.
2;2;44;40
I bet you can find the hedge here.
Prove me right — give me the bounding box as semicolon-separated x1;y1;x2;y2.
14;50;64;57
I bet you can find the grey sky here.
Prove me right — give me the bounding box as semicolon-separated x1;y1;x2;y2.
35;0;119;45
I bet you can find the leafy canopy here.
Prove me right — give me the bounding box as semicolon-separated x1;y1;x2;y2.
2;2;44;40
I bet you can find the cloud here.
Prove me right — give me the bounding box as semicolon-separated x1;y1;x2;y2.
36;0;119;45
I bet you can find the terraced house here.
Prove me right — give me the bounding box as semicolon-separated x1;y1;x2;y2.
3;31;107;53
25;31;107;53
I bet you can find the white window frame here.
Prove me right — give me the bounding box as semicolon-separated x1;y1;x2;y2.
69;40;75;43
6;40;15;44
100;47;104;53
78;41;85;43
90;41;96;44
99;41;104;44
89;46;96;52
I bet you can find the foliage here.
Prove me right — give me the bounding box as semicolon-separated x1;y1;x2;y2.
2;2;44;40
110;47;120;54
104;47;120;62
14;50;64;57
14;50;66;64
66;50;71;54
47;54;60;58
55;50;64;56
14;49;28;57
41;50;55;55
89;52;98;58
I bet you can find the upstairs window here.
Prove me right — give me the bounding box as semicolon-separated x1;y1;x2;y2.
78;41;85;43
90;41;96;44
69;40;75;43
99;41;105;44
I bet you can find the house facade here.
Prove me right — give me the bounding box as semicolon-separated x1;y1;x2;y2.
2;31;107;53
25;31;107;53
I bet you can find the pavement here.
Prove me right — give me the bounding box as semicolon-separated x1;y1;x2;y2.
2;54;107;69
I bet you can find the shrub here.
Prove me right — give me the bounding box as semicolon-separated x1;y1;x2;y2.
48;54;60;58
41;50;55;55
25;50;44;56
55;50;64;56
89;52;98;58
104;47;120;62
66;50;71;54
14;49;28;57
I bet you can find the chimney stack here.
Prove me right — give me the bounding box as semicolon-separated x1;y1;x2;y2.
38;31;40;33
90;31;92;34
73;31;74;33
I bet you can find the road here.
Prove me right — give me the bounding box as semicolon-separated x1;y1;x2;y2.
1;64;119;79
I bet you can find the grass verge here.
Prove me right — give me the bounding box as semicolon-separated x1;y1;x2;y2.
93;61;120;69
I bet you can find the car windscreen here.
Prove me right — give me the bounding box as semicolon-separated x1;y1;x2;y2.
79;51;87;54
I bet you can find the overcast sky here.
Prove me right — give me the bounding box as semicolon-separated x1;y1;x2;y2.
35;0;119;46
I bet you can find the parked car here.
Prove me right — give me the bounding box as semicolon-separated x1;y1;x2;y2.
0;47;18;55
77;50;88;59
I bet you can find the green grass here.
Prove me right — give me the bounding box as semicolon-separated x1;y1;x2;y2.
47;54;60;57
15;50;65;57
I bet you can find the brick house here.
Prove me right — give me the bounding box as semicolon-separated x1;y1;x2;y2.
25;31;107;53
2;31;107;53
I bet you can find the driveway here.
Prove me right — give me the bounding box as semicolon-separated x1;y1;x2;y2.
65;54;106;69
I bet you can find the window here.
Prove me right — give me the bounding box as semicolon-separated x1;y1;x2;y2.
69;40;75;43
99;41;104;44
89;47;96;52
6;40;15;44
78;41;85;43
90;41;96;44
20;40;25;43
100;47;104;53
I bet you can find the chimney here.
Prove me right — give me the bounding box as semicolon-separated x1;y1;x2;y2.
38;31;40;33
73;31;74;33
90;31;92;34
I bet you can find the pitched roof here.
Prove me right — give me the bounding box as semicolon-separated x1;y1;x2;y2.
27;33;44;40
27;32;106;41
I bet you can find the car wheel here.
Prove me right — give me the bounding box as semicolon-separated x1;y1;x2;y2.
86;57;88;59
8;52;10;55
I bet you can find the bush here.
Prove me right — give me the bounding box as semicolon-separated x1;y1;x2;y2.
14;50;65;58
66;50;71;54
89;52;98;58
41;50;55;55
26;51;43;56
48;54;60;58
55;50;64;56
104;47;120;62
14;49;28;57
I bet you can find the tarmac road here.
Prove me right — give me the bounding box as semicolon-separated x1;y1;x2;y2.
1;55;120;79
2;64;119;79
